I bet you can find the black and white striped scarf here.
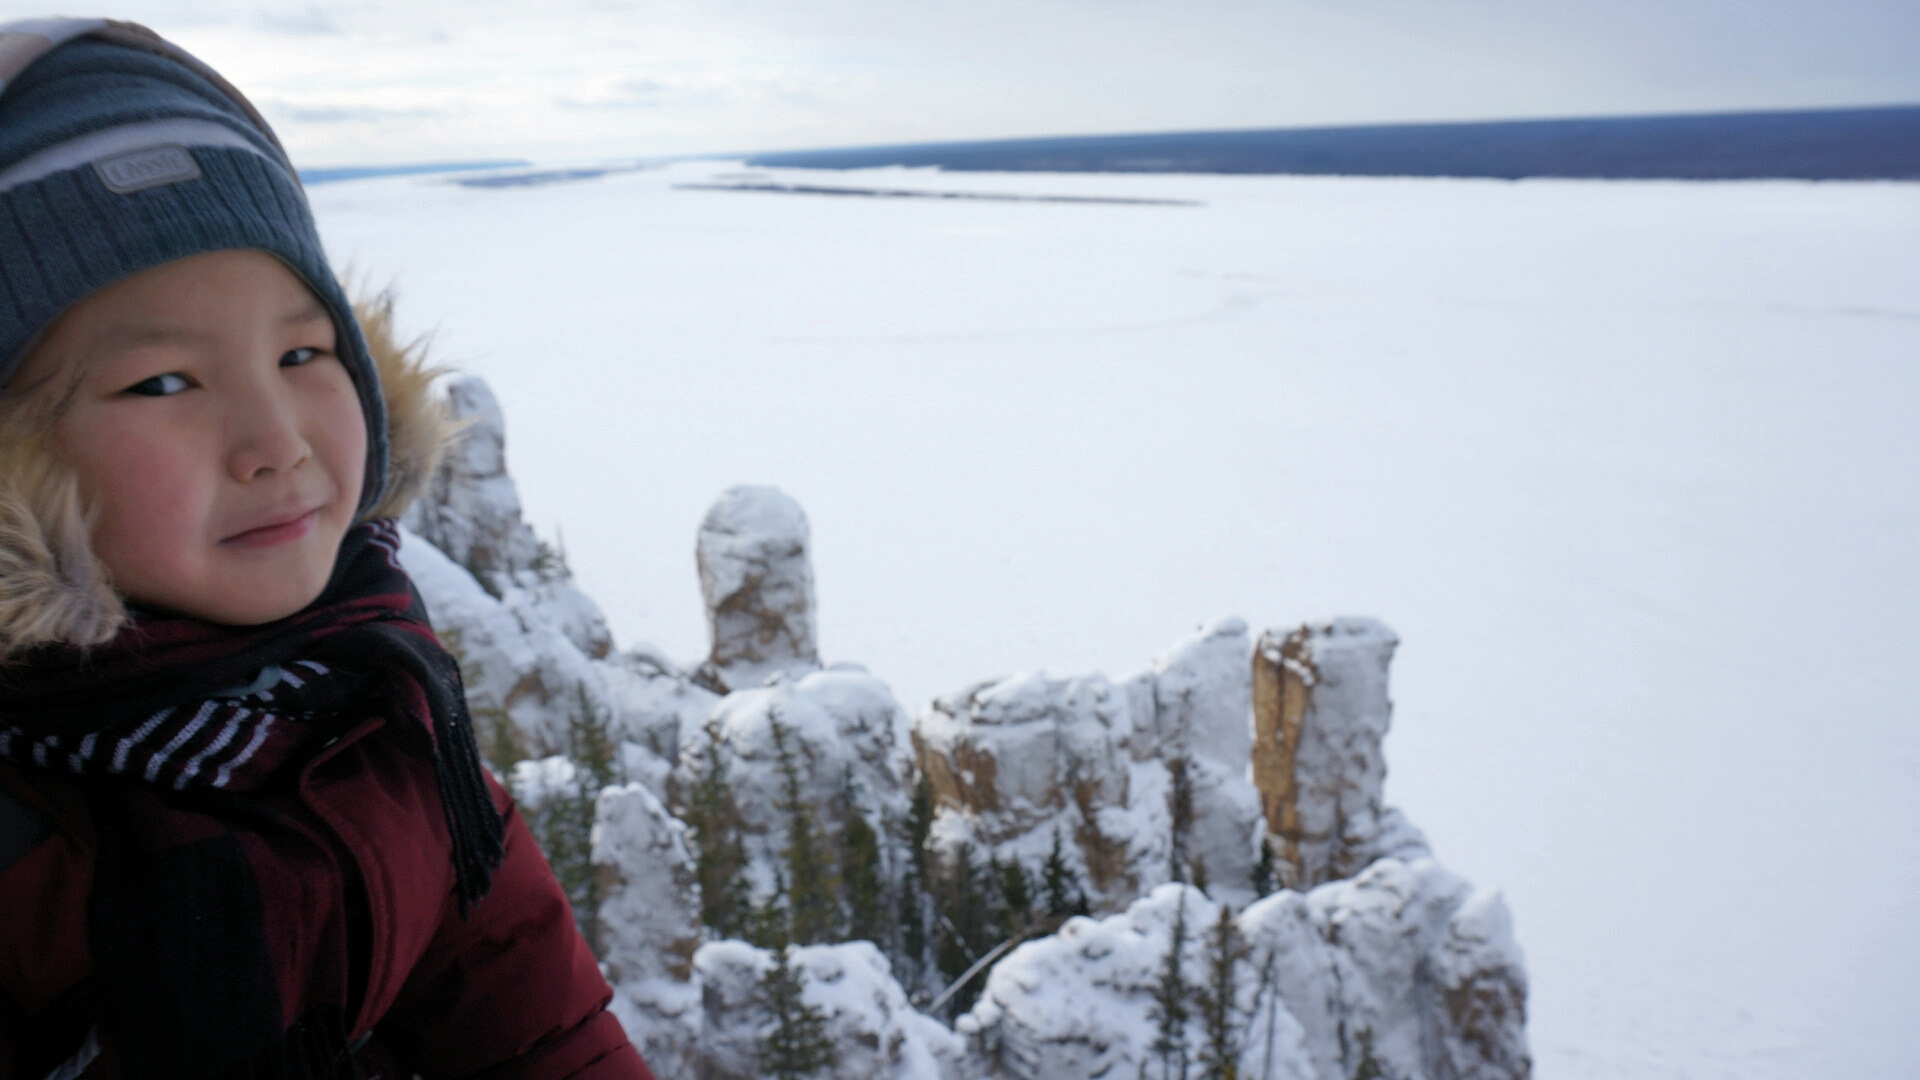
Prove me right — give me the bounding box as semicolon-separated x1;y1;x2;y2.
0;519;503;906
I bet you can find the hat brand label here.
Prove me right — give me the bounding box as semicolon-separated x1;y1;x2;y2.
93;144;201;194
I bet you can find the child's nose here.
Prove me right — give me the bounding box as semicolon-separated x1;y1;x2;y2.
226;387;311;481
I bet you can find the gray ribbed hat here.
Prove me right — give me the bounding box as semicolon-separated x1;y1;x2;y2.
0;18;388;513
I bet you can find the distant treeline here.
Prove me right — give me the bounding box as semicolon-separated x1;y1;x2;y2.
745;105;1920;181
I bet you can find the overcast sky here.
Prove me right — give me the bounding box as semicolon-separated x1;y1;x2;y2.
6;1;1916;166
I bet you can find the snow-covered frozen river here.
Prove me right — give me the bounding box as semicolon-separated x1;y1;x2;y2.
312;163;1920;1080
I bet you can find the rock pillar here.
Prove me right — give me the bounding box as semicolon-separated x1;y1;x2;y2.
695;485;819;692
1251;618;1401;890
401;376;543;584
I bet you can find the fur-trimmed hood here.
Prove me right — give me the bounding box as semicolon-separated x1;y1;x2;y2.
0;291;457;657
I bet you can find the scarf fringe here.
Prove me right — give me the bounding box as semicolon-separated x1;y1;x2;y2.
345;616;505;916
431;694;506;916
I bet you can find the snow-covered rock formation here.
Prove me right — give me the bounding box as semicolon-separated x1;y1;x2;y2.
695;484;821;694
696;940;966;1080
674;665;916;899
961;870;1528;1080
916;618;1267;910
396;375;718;798
403;377;544;595
1251;620;1429;890
393;373;1528;1080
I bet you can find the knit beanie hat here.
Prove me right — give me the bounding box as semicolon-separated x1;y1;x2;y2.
0;18;389;514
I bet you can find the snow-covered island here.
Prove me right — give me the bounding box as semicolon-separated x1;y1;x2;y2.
398;374;1530;1080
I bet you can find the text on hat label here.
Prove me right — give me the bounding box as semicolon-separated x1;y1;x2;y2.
93;144;201;194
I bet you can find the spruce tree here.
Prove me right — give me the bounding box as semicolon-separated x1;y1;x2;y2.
1190;858;1210;899
1195;903;1249;1080
898;774;937;993
839;773;887;946
984;854;1008;943
1348;1030;1385;1080
746;867;793;951
1042;827;1081;919
906;775;935;877
1167;755;1195;885
1146;892;1193;1080
997;858;1034;941
687;723;752;938
532;685;624;950
567;684;622;792
936;842;991;1015
770;714;836;944
937;842;978;979
1249;836;1277;899
757;945;836;1080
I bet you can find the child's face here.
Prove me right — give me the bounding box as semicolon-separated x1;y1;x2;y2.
15;250;367;626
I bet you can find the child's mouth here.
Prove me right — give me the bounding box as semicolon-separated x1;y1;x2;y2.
222;508;320;548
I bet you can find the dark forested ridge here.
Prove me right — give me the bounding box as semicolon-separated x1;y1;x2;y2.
745;105;1920;180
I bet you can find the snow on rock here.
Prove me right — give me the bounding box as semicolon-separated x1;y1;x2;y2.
395;375;718;797
961;866;1529;1080
1237;859;1529;1080
1145;618;1266;907
402;376;545;593
957;884;1217;1080
399;520;713;796
916;617;1265;909
1426;892;1532;1080
1138;616;1254;766
593;781;704;1076
507;753;582;808
1251;620;1429;891
917;667;1137;902
675;667;916;897
695;939;966;1080
695;484;821;693
396;419;1523;1077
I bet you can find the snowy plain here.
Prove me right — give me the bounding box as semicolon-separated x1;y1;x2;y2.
309;162;1920;1080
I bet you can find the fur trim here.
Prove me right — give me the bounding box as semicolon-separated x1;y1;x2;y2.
353;286;461;522
0;397;126;655
0;285;459;657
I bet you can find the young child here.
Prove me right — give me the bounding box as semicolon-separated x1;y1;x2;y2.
0;19;653;1080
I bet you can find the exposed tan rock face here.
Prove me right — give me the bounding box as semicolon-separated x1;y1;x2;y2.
915;618;1266;910
1252;618;1428;891
915;669;1140;899
695;485;820;693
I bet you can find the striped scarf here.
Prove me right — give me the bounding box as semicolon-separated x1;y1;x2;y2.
0;518;504;909
2;656;343;792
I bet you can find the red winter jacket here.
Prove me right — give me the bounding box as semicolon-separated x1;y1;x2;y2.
0;713;654;1080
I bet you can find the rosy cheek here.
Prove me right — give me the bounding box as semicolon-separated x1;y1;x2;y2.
75;429;213;585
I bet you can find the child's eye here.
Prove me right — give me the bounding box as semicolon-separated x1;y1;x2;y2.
280;347;324;367
123;372;193;397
